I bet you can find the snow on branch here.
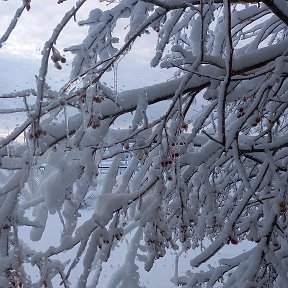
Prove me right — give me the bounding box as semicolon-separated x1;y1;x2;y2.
0;3;26;49
0;1;288;287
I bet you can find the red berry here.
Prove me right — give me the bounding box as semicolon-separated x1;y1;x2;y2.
181;123;188;130
255;116;261;123
59;99;66;106
230;238;238;245
93;96;102;103
92;122;100;129
123;142;129;150
280;202;287;213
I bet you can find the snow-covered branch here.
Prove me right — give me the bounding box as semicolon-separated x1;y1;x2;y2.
0;3;26;49
0;1;287;287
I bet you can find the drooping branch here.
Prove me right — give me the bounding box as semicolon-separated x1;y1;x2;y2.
34;0;87;122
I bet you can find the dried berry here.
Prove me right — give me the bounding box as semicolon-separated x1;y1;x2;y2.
181;122;188;131
91;121;101;129
154;26;160;33
60;57;66;63
93;96;102;103
280;202;287;213
230;238;238;245
123;141;129;150
59;99;66;106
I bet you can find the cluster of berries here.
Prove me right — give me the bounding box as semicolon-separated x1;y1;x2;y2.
90;116;101;129
51;46;66;70
28;122;47;139
180;122;188;131
25;0;31;11
161;157;175;182
93;94;104;103
238;106;262;127
76;89;86;103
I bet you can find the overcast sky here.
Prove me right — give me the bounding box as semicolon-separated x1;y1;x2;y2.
0;1;171;90
0;0;173;133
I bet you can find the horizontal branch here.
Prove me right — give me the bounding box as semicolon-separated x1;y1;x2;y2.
0;89;36;99
1;32;287;158
144;0;262;10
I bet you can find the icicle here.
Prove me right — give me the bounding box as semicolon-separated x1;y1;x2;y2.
63;102;70;147
113;62;119;103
